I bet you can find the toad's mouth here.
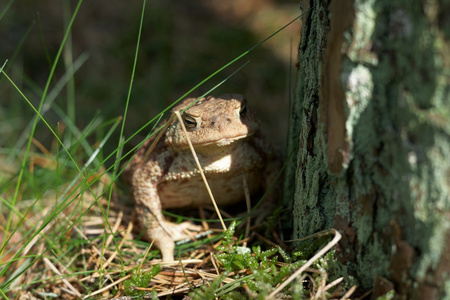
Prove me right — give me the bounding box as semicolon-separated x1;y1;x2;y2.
198;133;253;147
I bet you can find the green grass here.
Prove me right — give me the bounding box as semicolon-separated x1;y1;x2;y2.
0;1;354;299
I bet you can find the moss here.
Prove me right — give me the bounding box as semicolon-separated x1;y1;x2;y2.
123;265;162;298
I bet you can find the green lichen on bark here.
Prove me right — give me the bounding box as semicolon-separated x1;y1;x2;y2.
288;0;450;297
286;1;337;239
354;0;450;295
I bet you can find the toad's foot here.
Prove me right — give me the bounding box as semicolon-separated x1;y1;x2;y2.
149;221;202;262
161;221;202;242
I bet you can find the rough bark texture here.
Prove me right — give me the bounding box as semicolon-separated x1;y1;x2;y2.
286;0;450;298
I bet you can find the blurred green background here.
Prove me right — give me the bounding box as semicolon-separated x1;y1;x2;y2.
0;0;300;159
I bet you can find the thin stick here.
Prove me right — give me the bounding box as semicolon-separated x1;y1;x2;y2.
314;273;327;300
43;258;82;297
104;210;123;248
174;111;227;231
82;274;131;299
323;277;344;292
138;240;155;271
102;219;133;269
242;176;251;247
267;229;342;299
144;114;176;158
199;207;209;231
210;253;221;275
339;285;357;300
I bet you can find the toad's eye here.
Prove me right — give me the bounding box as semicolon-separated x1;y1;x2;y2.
240;104;247;116
183;114;199;129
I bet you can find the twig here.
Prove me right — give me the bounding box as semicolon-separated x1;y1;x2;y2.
242;176;251;247
199;206;210;231
323;277;344;292
103;219;133;269
174;111;227;231
339;285;357;300
314;272;327;299
83;274;131;299
104;210;123;248
210;253;220;275
138;240;155;271
43;257;82;297
147;259;204;267
144;114;176;158
267;229;342;299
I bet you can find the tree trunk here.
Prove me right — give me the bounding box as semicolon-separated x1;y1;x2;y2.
285;0;450;298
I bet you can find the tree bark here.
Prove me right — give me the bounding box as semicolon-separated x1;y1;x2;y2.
286;0;450;298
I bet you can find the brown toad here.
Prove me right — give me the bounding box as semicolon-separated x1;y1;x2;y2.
127;94;279;261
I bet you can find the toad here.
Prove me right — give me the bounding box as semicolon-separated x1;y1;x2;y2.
126;94;279;261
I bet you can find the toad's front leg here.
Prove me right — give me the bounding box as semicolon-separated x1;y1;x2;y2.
135;195;174;261
133;169;198;262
